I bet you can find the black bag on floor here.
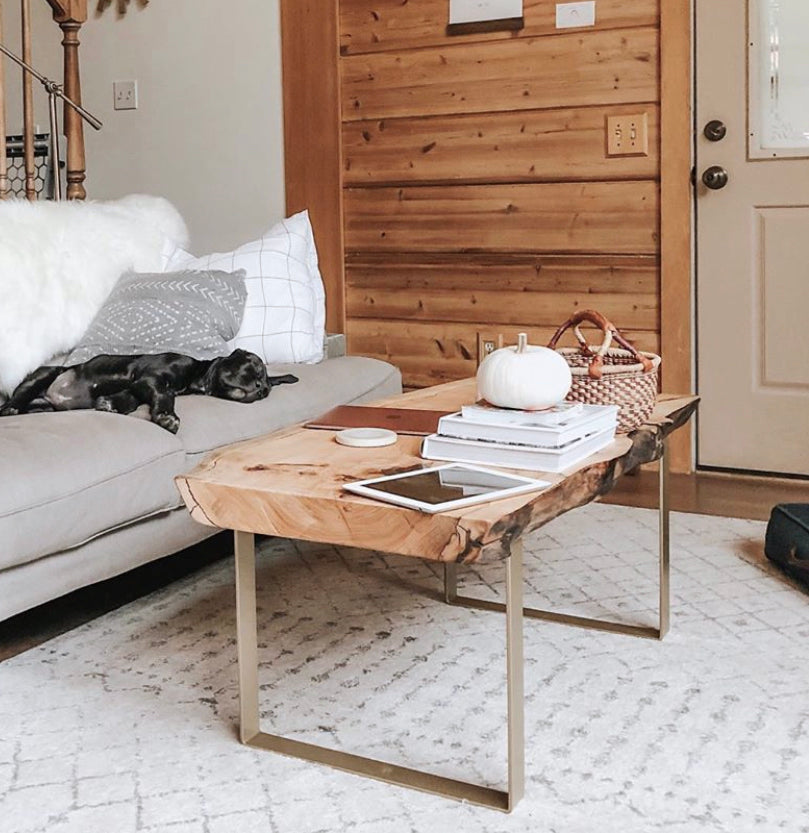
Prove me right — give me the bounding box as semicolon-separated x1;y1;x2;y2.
765;503;809;587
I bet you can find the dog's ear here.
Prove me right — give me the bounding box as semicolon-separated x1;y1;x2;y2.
194;358;223;395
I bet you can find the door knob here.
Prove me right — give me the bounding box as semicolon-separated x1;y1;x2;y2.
704;120;727;142
702;166;729;190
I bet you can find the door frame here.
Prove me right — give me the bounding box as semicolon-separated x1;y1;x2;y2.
660;0;695;473
280;0;346;337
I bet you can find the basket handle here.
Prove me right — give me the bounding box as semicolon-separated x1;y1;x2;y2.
547;309;653;379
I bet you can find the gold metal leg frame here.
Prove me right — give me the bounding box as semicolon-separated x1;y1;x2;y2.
445;441;671;641
234;531;525;812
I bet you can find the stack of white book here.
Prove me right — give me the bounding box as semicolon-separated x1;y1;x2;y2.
421;401;619;473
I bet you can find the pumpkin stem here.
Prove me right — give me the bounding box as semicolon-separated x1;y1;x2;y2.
517;332;528;353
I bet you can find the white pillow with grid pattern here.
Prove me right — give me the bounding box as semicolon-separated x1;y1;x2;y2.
167;211;325;364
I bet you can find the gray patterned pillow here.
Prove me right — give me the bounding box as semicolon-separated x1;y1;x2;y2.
66;269;247;365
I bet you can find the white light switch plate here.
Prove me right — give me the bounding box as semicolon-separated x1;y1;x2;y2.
449;0;523;25
556;1;596;29
113;80;138;111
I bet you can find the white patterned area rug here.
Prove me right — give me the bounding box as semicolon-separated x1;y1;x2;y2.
1;505;808;833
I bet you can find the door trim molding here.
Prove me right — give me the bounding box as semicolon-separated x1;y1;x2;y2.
281;0;346;335
660;0;695;473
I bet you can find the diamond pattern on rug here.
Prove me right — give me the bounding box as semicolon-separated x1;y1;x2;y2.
1;505;807;833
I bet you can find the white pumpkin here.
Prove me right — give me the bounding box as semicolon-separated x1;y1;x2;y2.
477;332;572;410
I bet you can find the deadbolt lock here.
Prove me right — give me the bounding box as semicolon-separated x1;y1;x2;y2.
704;120;727;142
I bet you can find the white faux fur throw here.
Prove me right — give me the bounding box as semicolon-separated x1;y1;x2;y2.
0;194;189;394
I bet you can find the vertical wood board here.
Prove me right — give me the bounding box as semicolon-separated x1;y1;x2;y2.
660;0;693;471
282;0;345;333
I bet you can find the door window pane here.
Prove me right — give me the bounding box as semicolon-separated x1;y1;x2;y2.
750;0;809;156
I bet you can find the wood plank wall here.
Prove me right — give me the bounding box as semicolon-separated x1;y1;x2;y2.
338;0;663;388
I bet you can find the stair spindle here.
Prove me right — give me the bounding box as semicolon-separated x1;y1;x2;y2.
20;0;36;200
0;4;9;199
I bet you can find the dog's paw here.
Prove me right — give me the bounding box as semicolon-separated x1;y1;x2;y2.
154;412;180;434
94;396;115;412
0;405;19;417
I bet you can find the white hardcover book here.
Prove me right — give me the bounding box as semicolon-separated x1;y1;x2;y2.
461;401;584;426
421;426;617;473
440;404;619;448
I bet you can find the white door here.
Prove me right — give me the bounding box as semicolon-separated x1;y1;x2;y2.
696;0;809;475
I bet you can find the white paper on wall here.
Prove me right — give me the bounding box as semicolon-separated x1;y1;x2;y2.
556;2;597;29
449;0;523;25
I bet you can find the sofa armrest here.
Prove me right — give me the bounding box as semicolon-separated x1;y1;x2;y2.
324;333;347;359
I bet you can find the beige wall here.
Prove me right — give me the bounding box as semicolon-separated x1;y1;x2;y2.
2;0;285;253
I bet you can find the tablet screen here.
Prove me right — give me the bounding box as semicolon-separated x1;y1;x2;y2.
360;465;537;506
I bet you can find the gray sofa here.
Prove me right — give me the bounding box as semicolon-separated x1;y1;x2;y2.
0;355;401;621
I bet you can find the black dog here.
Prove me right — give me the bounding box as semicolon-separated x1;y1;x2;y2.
0;349;298;433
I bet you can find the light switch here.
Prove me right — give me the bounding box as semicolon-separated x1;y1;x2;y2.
556;2;596;29
113;80;138;111
449;0;523;25
606;113;650;157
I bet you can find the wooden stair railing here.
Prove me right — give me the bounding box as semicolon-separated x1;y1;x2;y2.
47;0;88;199
21;0;35;198
0;0;88;200
0;3;8;198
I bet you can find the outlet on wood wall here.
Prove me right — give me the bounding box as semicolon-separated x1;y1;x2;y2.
338;0;662;387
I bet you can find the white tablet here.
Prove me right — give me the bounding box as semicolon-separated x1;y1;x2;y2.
343;464;550;514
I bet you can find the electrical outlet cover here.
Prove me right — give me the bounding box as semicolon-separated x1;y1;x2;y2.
450;0;523;25
477;332;505;365
556;1;596;29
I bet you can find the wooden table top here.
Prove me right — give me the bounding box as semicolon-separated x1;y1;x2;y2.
176;379;698;564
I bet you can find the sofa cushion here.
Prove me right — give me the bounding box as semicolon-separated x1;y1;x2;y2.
168;211;326;366
66;268;248;365
176;356;402;462
0;411;186;571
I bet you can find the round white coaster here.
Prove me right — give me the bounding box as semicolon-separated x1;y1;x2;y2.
335;428;398;448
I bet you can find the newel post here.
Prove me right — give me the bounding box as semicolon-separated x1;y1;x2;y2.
52;1;88;199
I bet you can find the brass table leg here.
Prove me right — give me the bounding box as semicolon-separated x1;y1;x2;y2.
235;530;260;741
234;531;526;812
445;442;671;641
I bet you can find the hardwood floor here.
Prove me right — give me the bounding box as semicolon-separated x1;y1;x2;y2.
603;469;809;522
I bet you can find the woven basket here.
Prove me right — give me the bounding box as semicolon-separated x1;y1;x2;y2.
548;310;661;433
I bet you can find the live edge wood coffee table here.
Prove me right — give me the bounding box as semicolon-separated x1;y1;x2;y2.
176;379;698;813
